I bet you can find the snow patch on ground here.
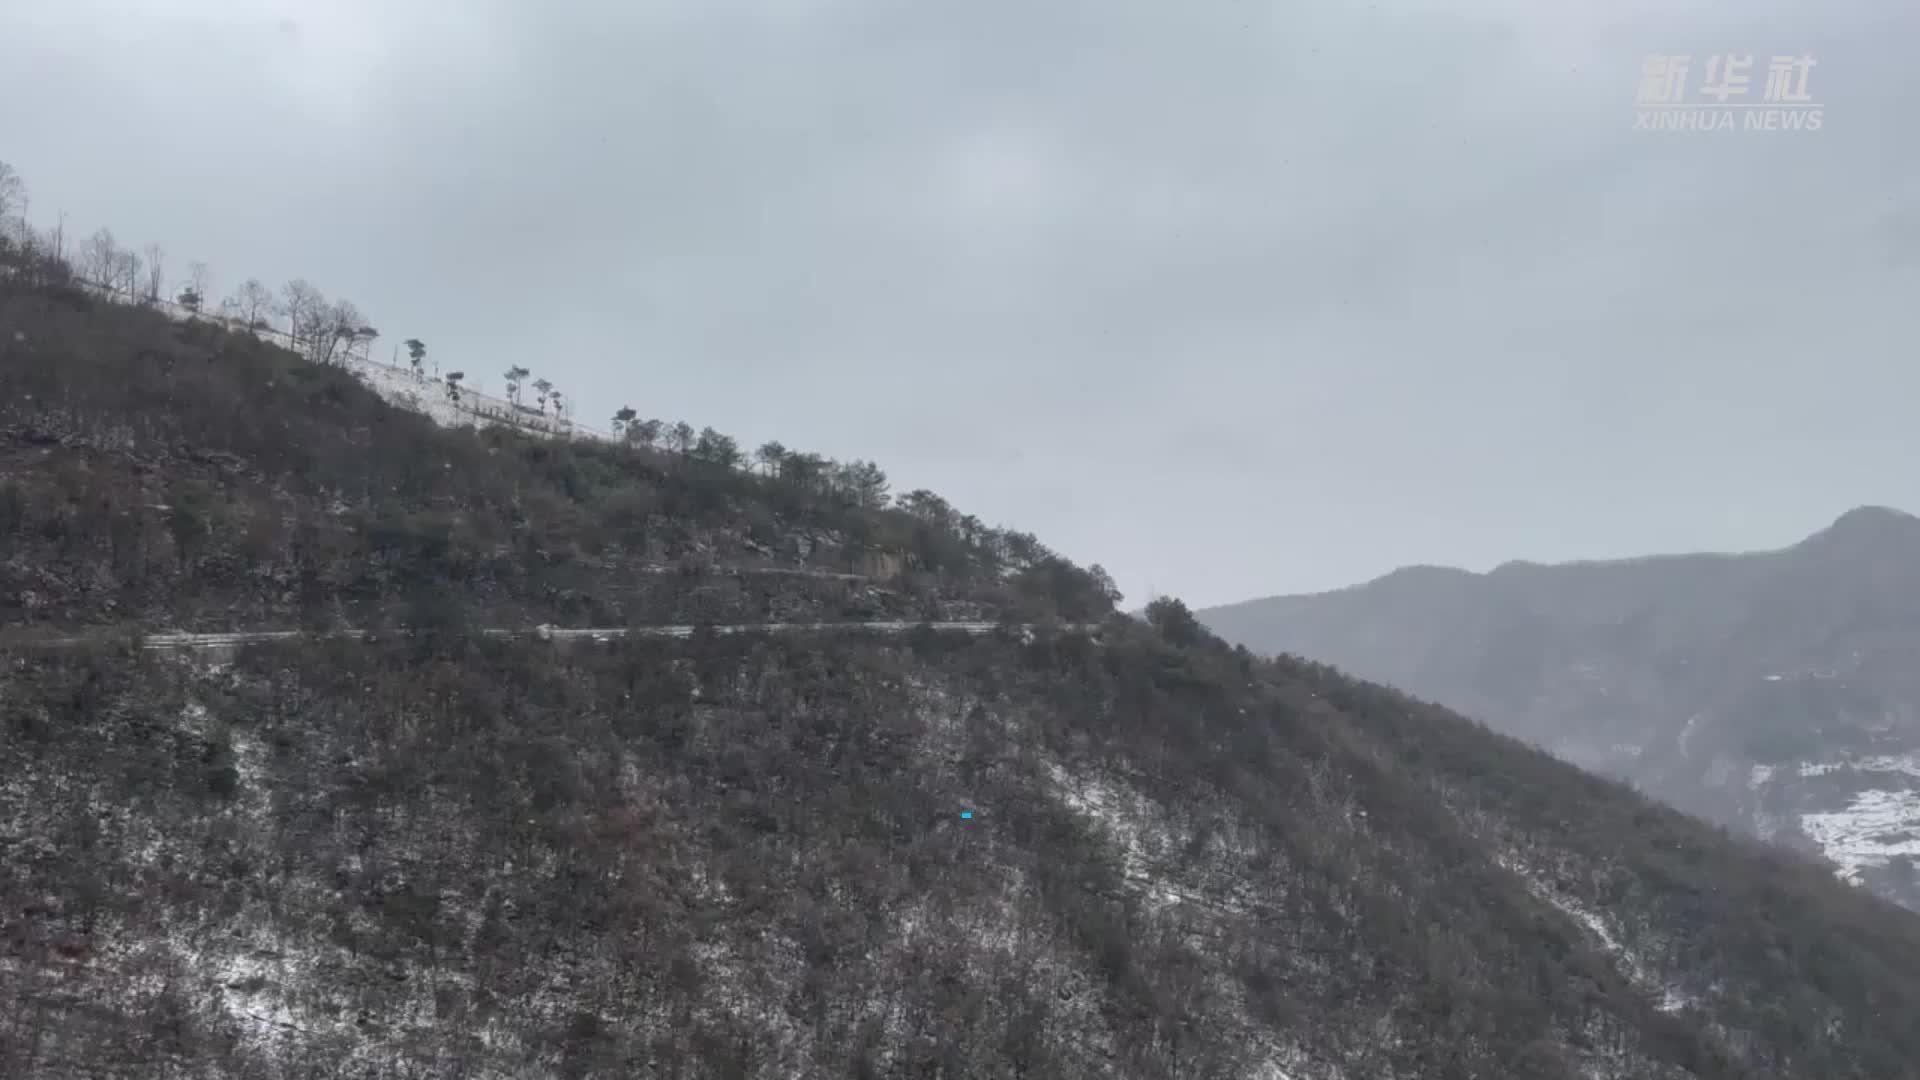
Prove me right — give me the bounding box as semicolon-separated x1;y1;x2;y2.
1036;762;1333;1074
1252;1047;1351;1080
1768;755;1920;784
345;357;616;444
1849;754;1920;780
229;727;271;810
147;923;356;1055
1041;762;1245;915
879;865;1120;1069
1800;790;1920;883
902;673;972;754
176;700;213;736
1044;764;1171;908
351;360;459;427
1494;854;1695;1015
1756;753;1920;884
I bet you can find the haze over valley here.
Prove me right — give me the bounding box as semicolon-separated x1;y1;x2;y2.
1200;507;1920;910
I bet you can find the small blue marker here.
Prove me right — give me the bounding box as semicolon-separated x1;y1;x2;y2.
960;811;973;820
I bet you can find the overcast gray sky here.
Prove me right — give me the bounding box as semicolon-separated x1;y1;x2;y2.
5;0;1916;607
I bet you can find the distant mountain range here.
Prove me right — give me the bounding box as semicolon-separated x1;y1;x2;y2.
1199;506;1920;909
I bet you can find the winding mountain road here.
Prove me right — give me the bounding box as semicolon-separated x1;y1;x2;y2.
14;621;1100;652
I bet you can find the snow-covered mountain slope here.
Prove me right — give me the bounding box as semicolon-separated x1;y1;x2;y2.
344;356;614;444
1668;668;1920;906
14;627;1919;1079
16;256;1920;1078
54;276;618;447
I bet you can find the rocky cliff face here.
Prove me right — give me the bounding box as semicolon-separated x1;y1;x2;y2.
1199;506;1920;910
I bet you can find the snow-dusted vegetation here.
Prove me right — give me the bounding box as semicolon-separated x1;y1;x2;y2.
10;207;1920;1079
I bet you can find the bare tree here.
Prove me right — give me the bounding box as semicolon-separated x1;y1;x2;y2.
0;161;22;221
142;244;165;303
3;216;71;288
280;279;325;351
45;212;67;268
114;249;143;298
343;310;379;363
299;297;335;361
0;161;24;243
340;324;378;363
303;298;368;366
82;228;120;288
226;278;274;330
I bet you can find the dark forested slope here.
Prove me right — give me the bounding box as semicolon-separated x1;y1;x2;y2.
8;253;1920;1078
0;272;1115;634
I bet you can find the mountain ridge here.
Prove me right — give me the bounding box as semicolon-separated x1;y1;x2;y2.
1211;506;1920;614
1198;504;1920;911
